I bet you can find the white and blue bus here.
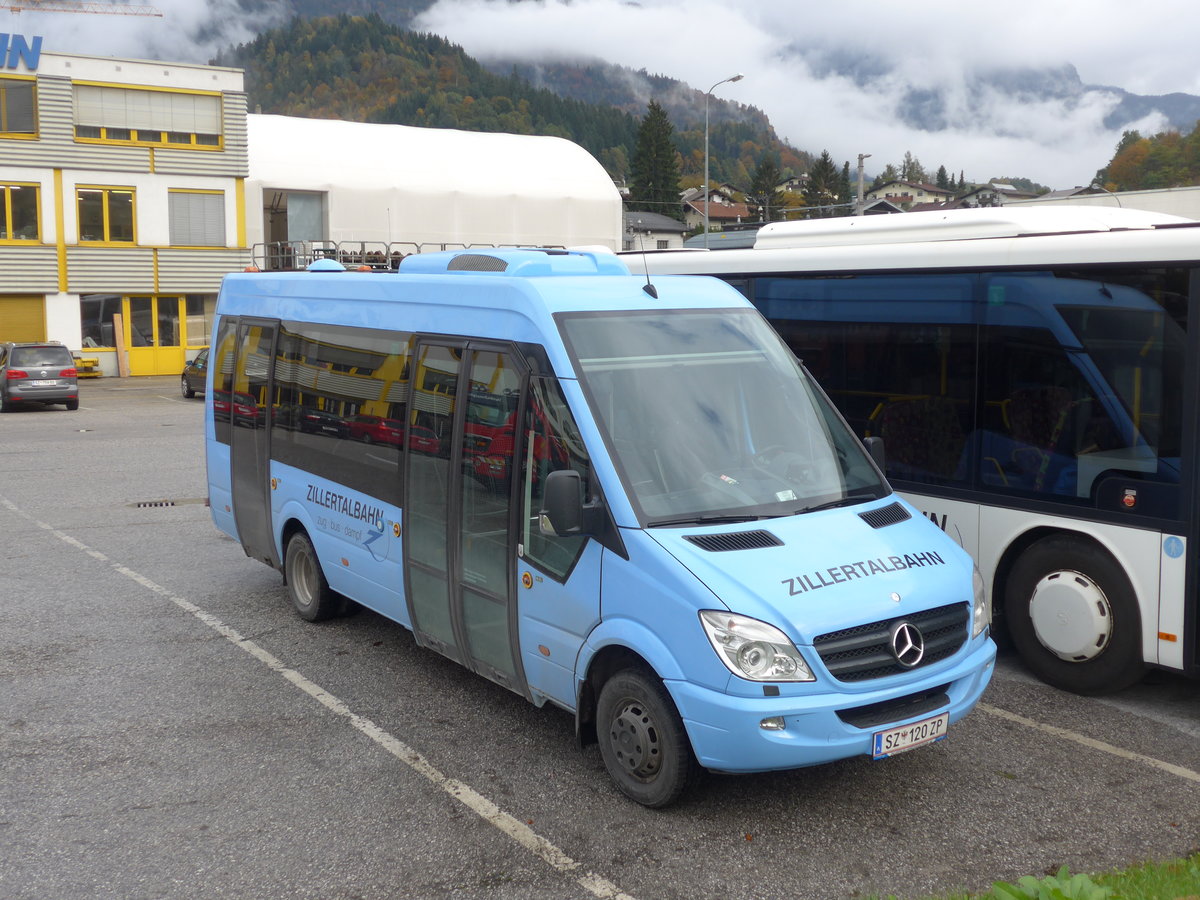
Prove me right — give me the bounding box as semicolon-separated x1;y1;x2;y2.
205;248;995;806
635;206;1200;695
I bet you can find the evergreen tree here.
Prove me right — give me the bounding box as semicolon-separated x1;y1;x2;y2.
936;165;949;189
839;161;852;216
803;150;840;218
629;100;682;214
748;155;783;222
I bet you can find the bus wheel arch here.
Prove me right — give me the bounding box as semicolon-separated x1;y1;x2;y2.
998;530;1144;694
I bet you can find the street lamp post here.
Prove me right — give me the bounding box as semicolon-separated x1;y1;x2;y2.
703;73;743;249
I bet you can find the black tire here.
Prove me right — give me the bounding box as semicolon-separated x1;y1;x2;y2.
284;531;341;622
1005;536;1144;694
181;376;195;399
0;391;11;412
65;399;79;411
596;668;698;808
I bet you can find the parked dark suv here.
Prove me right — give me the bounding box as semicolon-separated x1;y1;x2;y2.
0;342;79;412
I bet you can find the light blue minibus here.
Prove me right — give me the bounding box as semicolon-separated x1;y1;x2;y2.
205;248;996;807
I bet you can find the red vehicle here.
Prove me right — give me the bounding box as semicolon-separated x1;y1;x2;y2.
349;415;442;455
348;414;405;446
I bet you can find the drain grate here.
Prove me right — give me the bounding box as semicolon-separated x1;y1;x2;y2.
129;498;207;509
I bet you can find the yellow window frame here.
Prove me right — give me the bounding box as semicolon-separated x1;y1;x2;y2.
0;74;38;140
71;82;225;151
0;182;41;242
76;185;138;245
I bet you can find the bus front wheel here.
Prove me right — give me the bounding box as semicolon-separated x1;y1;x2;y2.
1005;537;1144;694
285;531;341;622
596;668;697;808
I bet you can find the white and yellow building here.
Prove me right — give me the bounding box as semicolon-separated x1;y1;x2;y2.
1;39;624;378
1;36;248;376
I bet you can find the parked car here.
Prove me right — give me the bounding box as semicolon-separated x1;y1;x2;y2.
181;348;209;399
347;414;405;446
0;341;79;412
296;406;348;438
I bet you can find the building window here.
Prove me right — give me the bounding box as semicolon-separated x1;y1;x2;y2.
185;294;216;346
77;187;135;243
73;84;223;149
0;77;36;136
168;190;225;246
1;183;40;241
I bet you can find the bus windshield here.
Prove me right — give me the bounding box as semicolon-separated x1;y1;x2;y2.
558;308;888;524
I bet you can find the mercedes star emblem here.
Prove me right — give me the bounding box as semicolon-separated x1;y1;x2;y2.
889;621;925;668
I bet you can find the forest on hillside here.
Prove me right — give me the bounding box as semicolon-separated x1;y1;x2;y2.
1098;122;1200;191
213;14;811;192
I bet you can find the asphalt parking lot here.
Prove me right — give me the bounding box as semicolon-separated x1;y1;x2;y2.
1;374;1198;900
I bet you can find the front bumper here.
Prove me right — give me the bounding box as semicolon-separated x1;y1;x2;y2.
668;637;996;772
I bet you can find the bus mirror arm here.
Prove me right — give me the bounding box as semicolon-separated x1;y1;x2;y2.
863;436;886;472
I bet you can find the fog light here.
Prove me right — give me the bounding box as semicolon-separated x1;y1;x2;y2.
759;716;787;731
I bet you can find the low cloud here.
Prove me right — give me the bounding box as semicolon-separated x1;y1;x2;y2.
414;0;1200;187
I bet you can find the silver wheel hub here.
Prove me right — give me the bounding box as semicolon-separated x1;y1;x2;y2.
1028;569;1113;661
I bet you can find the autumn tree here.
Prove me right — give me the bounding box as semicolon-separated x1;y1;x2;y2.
629;100;682;214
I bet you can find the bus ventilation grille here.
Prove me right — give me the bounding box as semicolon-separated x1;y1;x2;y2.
683;530;783;552
447;253;508;272
858;502;911;529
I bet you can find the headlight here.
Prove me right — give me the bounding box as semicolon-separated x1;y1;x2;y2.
699;611;815;682
972;564;990;638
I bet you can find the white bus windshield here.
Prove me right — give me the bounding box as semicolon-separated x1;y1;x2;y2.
558;309;888;525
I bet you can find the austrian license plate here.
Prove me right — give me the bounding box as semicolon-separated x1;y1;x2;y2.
31;380;56;386
872;712;949;759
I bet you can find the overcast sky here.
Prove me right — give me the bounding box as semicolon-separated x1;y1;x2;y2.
15;0;1200;188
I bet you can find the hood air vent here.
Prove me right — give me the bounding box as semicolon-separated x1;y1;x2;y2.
683;530;783;552
858;502;911;529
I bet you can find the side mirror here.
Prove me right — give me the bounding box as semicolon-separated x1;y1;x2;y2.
863;436;886;472
540;469;585;536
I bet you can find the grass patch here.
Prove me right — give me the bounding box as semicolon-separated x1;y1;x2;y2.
865;851;1200;900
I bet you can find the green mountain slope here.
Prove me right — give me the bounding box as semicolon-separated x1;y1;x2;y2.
214;14;808;191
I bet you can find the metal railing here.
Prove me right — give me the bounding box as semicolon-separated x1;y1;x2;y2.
250;239;566;271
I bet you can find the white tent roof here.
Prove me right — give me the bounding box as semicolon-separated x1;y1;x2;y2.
246;114;623;250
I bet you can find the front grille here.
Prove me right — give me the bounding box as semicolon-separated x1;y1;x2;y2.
813;602;968;682
683;530;782;552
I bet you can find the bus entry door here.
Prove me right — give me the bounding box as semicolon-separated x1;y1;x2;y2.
402;342;527;694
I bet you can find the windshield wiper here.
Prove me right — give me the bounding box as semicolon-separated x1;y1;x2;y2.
795;493;878;515
648;513;765;527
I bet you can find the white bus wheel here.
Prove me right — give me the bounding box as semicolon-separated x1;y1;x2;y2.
1005;536;1144;695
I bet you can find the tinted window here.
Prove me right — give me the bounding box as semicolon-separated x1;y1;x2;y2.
12;346;73;367
271;322;412;508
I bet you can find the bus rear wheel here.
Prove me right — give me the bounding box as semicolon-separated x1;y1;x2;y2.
285;531;342;622
596;668;697;808
1005;536;1144;694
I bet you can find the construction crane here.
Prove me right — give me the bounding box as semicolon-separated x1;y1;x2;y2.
1;0;162;14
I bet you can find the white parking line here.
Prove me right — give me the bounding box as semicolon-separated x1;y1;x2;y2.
978;702;1200;784
1;496;637;900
